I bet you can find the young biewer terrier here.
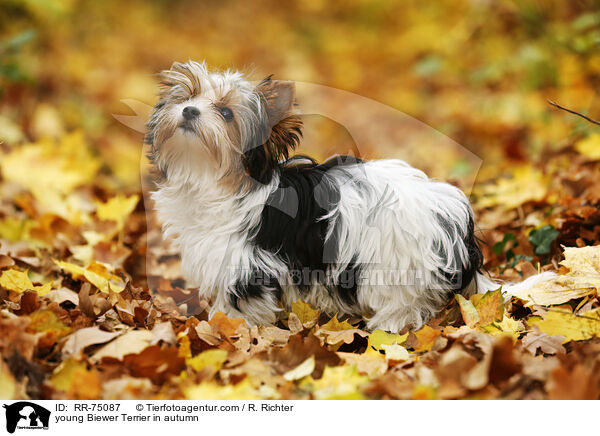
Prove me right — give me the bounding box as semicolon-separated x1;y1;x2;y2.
147;61;552;332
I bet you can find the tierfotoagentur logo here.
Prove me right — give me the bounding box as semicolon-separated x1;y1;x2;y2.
3;402;51;433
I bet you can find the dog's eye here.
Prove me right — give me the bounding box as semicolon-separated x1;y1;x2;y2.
219;106;234;122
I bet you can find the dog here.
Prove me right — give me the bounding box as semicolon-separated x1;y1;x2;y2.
147;60;553;332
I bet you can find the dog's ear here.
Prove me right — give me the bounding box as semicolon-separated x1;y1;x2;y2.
243;77;303;184
260;78;296;126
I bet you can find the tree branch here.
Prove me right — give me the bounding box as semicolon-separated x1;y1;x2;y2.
547;99;600;126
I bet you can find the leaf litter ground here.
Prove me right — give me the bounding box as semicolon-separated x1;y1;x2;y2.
1;134;600;400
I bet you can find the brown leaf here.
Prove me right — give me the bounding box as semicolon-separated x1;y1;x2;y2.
413;325;442;352
15;290;40;315
62;326;123;357
488;336;522;387
522;331;565;355
548;364;600;400
208;312;246;338
268;334;341;379
122;345;185;384
0;254;15;270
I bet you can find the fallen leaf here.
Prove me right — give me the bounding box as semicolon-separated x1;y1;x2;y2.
269;334;340;379
0;255;15;269
208;312;246;338
575;133;600;161
45;288;79;305
381;343;409;361
185;378;261;400
455;294;480;327
90;329;154;362
336;352;388;377
548;364;600;399
283;355;315;381
473;166;548;210
365;330;408;357
122;345;185;383
320;315;355;331
62;326;123;357
413;325;442;352
291;300;319;326
480;315;523;340
512;245;600;305
522;331;565;355
49;358;101;399
0;269;52;296
473;289;505;325
300;365;368;399
96;194;139;230
528;308;600;343
187;349;228;372
55;260;126;293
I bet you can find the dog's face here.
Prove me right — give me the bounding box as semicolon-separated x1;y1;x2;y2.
146;61;302;186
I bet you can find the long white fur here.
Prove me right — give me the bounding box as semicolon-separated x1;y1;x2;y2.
150;61;556;332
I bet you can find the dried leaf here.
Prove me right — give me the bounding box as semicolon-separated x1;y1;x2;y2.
90;329;154;362
62;326;123;357
528;308;600;343
0;269;52;296
291;300;319;326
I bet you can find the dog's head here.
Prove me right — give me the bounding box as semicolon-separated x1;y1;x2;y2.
146;61;302;186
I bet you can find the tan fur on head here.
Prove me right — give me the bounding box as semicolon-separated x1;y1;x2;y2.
146;61;303;187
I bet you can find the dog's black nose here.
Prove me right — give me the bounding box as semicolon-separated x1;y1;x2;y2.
182;106;200;120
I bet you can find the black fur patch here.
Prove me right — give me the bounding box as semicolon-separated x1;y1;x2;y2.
230;270;282;311
436;212;483;293
249;155;363;305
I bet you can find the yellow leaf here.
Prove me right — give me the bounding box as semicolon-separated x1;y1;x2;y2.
0;269;52;296
177;334;192;359
27;310;71;337
413;384;437;400
283;355;315;381
96;194;139;230
291;300;320;325
320;315;355;331
50;359;83;392
455;294;480;327
365;329;408;357
473;166;547;210
184;378;261;400
528;308;600;344
0;218;37;243
473;289;504;325
187;349;228;373
300;365;367;400
575;133;600;161
480;315;523;340
0;132;100;219
49;358;101;400
0;362;18;400
55;260;125;293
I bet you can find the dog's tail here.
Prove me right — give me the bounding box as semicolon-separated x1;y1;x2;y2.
474;271;557;299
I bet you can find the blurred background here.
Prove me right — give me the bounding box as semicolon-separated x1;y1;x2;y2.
1;0;599;191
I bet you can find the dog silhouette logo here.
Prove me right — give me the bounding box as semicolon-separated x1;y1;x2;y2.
3;402;50;433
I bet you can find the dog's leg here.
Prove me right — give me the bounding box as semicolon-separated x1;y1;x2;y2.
209;270;284;327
